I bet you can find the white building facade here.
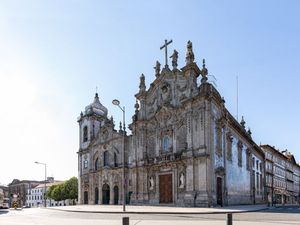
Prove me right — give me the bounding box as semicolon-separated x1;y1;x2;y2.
26;182;66;207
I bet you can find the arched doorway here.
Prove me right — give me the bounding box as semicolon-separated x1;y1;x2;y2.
113;186;119;205
84;191;88;204
102;184;110;204
94;187;99;204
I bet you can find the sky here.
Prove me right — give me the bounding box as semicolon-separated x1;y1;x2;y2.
0;0;300;185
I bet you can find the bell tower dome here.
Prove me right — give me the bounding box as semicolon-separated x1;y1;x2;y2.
77;92;108;150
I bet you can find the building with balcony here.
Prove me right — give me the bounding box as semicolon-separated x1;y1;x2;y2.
261;145;300;205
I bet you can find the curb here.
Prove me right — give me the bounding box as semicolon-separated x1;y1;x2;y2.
44;206;270;215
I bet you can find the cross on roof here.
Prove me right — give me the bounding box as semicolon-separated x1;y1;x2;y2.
160;39;173;68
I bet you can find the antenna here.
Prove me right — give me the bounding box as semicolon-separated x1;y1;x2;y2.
236;76;239;121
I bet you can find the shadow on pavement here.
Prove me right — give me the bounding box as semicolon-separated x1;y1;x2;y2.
256;205;300;214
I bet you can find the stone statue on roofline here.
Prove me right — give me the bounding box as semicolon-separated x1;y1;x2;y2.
139;73;146;92
154;60;161;77
170;49;178;70
185;40;195;65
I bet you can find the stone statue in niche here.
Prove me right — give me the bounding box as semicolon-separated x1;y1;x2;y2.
179;172;185;188
160;83;172;105
149;176;154;190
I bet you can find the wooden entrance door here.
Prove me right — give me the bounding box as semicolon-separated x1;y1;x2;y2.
159;174;173;203
216;177;223;206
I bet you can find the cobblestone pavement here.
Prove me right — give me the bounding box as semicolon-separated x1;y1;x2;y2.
0;206;299;225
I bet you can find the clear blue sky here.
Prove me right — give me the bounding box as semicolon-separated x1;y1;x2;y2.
0;0;299;184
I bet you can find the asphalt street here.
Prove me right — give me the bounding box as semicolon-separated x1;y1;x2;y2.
0;206;300;225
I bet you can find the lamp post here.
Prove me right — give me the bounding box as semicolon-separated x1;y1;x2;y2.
112;99;126;212
35;161;47;208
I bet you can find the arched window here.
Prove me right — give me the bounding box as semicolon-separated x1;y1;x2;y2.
114;152;117;167
95;158;99;171
83;126;88;142
103;151;109;167
83;159;88;169
162;136;169;152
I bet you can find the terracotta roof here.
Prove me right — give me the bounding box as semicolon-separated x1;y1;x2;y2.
34;181;64;189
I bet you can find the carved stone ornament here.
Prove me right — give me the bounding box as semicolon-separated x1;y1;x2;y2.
160;82;172;105
200;59;208;83
102;129;109;141
83;175;89;183
177;83;187;92
215;166;225;176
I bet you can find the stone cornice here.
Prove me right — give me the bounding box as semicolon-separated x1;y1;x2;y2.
181;62;201;77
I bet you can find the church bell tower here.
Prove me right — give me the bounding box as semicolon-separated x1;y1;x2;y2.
77;92;108;150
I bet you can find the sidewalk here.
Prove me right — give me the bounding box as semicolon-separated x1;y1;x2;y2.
47;204;269;214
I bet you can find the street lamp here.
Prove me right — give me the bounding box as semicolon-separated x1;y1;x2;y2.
112;99;126;212
35;161;47;208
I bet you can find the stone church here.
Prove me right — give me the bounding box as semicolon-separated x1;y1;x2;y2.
77;40;265;207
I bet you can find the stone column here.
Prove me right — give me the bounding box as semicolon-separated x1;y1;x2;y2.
109;183;114;205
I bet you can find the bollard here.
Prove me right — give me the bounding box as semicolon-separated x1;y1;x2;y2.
122;217;129;225
227;213;233;225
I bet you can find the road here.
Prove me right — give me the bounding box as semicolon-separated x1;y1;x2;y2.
0;206;300;225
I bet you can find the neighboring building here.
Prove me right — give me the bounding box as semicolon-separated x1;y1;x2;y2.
26;181;66;207
261;145;300;205
0;185;9;198
8;179;42;207
77;41;266;207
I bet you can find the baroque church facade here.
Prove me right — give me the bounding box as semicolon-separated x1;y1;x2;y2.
77;41;265;207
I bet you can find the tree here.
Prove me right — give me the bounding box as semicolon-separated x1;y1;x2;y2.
64;177;78;201
46;184;57;200
46;177;78;205
51;184;64;202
